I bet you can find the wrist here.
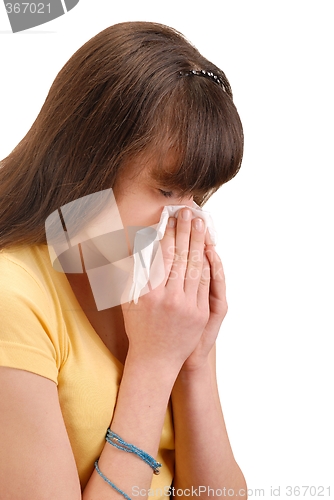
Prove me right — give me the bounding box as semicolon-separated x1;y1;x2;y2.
109;352;178;457
124;348;182;389
175;358;212;387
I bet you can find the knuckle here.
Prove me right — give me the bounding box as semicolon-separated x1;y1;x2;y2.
218;298;228;318
186;267;201;282
162;244;175;262
199;273;210;287
141;287;164;307
189;255;203;270
174;249;188;263
164;293;180;312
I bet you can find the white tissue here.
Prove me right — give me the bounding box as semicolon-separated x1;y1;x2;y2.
129;204;216;303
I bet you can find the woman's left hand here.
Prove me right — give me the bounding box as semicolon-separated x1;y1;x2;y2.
181;244;228;372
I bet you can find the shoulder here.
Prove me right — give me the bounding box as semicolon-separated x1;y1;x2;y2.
0;245;58;322
0;244;70;312
0;245;67;384
1;244;54;285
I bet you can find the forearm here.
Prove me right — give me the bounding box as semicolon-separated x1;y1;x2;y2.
83;351;179;500
171;356;246;499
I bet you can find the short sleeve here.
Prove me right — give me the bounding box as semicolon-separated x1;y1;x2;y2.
0;254;60;384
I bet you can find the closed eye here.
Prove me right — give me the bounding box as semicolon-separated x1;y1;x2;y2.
158;189;174;198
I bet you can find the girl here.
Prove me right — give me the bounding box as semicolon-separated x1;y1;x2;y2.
0;21;246;499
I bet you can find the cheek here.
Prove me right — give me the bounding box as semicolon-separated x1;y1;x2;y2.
133;206;164;228
117;198;163;229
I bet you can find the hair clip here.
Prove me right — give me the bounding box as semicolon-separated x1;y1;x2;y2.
179;69;226;91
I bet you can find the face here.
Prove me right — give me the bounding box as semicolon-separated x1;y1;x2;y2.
63;159;195;309
113;159;194;230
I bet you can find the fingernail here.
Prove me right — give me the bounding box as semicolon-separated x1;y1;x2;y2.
193;218;204;232
168;217;176;228
181;208;191;221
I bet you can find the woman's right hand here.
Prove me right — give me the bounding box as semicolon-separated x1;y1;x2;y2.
121;208;211;374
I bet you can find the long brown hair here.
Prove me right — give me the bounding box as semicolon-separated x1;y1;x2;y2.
0;21;243;249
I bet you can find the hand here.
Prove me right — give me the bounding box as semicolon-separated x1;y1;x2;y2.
121;208;210;374
181;244;228;372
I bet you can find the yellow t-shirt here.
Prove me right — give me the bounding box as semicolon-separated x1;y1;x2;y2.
0;245;174;494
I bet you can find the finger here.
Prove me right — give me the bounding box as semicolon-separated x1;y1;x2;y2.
205;245;226;292
158;217;176;286
184;217;206;295
197;252;211;308
205;245;228;316
167;208;192;290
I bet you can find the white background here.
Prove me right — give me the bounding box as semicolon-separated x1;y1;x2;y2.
1;1;333;497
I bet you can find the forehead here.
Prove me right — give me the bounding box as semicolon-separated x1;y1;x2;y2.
121;148;178;183
112;156;158;198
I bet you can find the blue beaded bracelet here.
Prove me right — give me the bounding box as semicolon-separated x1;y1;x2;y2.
94;460;132;500
106;429;162;475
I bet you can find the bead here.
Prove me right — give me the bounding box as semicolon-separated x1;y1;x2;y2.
95;461;132;500
105;429;162;475
179;68;225;91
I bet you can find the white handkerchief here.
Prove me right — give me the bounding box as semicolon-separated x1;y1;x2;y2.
129;204;216;303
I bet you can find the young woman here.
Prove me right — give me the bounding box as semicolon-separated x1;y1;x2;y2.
0;21;246;499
